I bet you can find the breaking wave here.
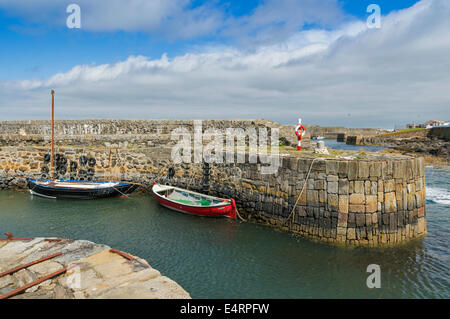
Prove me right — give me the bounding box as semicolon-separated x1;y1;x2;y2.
426;187;450;205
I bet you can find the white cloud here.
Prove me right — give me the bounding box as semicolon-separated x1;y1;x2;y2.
1;0;450;127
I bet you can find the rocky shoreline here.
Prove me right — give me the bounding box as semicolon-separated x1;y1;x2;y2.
346;128;449;166
0;235;190;299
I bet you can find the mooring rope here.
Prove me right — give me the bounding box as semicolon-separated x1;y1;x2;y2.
282;158;318;226
235;206;247;222
112;185;129;198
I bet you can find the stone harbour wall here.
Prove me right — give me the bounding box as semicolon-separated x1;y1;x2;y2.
0;119;306;149
0;142;427;246
205;156;427;246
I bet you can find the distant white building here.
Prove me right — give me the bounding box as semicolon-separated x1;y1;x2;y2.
406;120;447;129
423;120;445;128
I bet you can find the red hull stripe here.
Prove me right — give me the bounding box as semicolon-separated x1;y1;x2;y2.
153;192;235;218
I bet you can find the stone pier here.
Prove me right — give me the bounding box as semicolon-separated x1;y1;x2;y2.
0;119;427;246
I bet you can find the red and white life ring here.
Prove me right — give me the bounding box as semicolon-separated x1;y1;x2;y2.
295;119;306;151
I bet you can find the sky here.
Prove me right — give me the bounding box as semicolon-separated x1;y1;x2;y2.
0;0;448;128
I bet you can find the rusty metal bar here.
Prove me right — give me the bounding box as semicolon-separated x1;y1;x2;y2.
0;232;33;241
0;252;63;278
109;248;134;261
0;266;68;299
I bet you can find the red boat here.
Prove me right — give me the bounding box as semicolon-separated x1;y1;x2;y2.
152;182;237;219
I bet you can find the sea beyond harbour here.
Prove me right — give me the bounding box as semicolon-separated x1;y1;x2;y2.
0;141;448;298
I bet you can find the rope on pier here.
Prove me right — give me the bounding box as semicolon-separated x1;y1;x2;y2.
235;206;247;222
283;158;318;226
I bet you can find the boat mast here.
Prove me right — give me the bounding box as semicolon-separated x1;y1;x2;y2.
51;90;55;181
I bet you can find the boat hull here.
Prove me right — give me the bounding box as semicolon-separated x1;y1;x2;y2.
27;178;139;200
152;184;236;219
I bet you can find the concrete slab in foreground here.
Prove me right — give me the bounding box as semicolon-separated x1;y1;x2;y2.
0;237;190;299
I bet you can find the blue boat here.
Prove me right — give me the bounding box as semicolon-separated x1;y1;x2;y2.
27;178;139;200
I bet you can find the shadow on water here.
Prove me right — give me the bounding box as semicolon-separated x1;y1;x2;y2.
0;166;448;298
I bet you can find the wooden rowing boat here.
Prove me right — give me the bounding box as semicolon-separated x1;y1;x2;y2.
27;178;139;200
152;182;236;219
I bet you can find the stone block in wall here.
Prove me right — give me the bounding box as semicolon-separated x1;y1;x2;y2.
370;182;377;195
406;159;414;178
348;161;358;180
327;194;339;212
365;214;373;227
364;181;371;195
369;162;382;178
314;180;326;190
365;195;377;213
338;195;349;214
415;178;423;191
338;212;348;228
338;179;349;195
389;213;397;230
350;193;365;205
354;181;364;194
397;211;405;227
297;206;307;217
358;162;370;179
347;212;356;227
377;179;383;192
415;190;424;208
418;157;425;177
355;214;366;227
407;191;415;211
349;181;354;193
295;179;305;191
418;207;425;218
326;161;338;175
384;179;395;192
386;161;393;178
288;157;299;171
319;190;326;204
307;190;319;206
313;160;326;172
418;217;426;234
337;226;347;237
330;227;337;239
347;228;356;240
327;181;338;194
356;227;367;240
371;213;378;226
393;160;406;180
338;161;348;178
381;213;389;226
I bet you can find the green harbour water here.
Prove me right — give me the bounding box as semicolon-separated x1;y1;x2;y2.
0;164;449;298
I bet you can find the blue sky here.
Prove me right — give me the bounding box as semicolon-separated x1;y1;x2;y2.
0;0;420;80
0;0;448;128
